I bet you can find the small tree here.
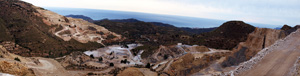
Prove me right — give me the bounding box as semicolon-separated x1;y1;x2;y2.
124;59;127;63
98;57;103;62
123;44;129;48
164;55;169;60
90;54;94;59
146;63;151;68
14;57;20;62
109;63;114;67
87;72;94;75
120;60;124;63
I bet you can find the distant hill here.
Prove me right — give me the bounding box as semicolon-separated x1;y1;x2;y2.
280;25;300;35
274;26;282;30
47;7;279;28
66;15;217;34
65;14;94;22
180;27;217;34
66;14;254;49
93;19;255;50
198;21;256;49
65;14;255;50
48;7;226;28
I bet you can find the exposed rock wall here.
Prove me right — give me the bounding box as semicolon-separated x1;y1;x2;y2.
222;28;287;67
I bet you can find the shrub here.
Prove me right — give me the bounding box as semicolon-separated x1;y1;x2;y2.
90;54;94;59
146;63;151;68
14;57;20;62
109;63;114;66
98;57;103;62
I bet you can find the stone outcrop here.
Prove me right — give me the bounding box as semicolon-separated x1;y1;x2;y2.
0;59;34;76
0;45;34;76
221;28;287;67
164;51;231;76
57;51;92;68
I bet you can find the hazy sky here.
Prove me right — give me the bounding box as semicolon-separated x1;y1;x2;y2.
22;0;300;26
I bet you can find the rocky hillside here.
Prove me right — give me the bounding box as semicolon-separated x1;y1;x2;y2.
221;28;287;67
95;20;255;49
94;19;188;45
91;20;257;61
68;15;254;50
0;0;122;57
67;15;216;34
199;21;256;49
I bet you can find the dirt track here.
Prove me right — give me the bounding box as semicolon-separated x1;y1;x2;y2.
238;30;300;76
26;58;77;76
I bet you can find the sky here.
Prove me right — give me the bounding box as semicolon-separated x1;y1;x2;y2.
22;0;300;26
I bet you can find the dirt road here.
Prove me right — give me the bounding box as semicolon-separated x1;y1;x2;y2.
238;30;300;76
26;58;76;76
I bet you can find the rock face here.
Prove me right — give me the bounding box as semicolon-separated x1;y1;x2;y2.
281;25;292;31
0;59;34;76
57;51;93;69
221;28;287;67
0;0;122;57
281;25;300;35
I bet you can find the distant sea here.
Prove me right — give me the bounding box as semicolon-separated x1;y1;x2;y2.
45;7;279;28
